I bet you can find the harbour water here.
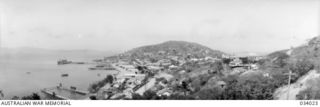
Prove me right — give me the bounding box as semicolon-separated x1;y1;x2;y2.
0;51;117;99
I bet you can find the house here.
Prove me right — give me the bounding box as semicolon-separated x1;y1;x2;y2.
158;51;166;55
158;59;171;66
229;58;243;67
148;65;160;70
179;70;186;74
263;73;271;78
123;89;134;99
168;56;179;61
97;84;117;100
249;64;259;70
169;65;178;70
157;88;172;97
190;58;199;62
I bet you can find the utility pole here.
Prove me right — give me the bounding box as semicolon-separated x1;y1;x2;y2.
287;70;292;100
285;46;296;100
284;70;297;100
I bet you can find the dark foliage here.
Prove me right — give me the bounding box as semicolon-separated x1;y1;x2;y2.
88;75;114;93
289;59;314;83
296;87;320;100
21;93;41;100
89;96;97;100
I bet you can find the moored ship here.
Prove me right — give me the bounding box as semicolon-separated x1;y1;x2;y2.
57;59;72;65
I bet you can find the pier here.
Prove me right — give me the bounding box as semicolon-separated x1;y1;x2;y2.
41;87;90;100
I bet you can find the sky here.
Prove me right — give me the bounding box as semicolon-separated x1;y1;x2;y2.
0;0;319;55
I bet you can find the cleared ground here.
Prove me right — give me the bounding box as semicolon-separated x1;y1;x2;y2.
274;70;320;100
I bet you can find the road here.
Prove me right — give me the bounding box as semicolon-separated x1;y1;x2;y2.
135;78;156;95
274;70;320;100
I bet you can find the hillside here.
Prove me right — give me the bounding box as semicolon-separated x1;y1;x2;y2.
122;41;226;60
264;36;320;69
264;36;320;100
102;36;320;100
290;36;320;68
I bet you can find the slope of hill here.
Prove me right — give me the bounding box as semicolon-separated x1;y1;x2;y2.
290;36;320;68
264;36;320;69
274;70;320;100
264;36;320;100
123;41;226;60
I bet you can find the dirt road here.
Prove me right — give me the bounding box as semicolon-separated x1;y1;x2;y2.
274;70;320;100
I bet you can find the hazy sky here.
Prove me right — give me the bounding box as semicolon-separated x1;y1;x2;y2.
0;0;319;54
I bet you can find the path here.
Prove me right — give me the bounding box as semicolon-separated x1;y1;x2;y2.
135;78;156;95
274;70;320;100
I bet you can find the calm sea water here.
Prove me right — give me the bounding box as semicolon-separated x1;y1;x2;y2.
0;53;117;99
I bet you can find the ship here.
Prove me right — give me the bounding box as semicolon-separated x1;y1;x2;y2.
57;59;72;65
61;74;69;77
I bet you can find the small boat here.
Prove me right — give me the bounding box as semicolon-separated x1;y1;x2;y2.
26;72;31;74
75;62;85;64
96;65;105;68
89;67;97;70
57;59;72;65
61;74;69;77
104;67;116;70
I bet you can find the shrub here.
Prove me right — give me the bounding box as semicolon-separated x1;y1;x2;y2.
88;75;114;93
21;93;41;100
296;87;320;100
289;59;314;82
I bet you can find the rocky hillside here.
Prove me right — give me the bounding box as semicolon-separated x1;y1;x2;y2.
262;36;320;100
264;36;320;69
123;41;226;60
289;36;320;68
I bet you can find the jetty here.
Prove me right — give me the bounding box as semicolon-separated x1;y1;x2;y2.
57;59;87;65
41;86;90;100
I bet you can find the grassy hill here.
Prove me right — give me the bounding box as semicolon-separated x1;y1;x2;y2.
122;41;226;61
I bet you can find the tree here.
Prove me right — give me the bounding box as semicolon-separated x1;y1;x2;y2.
210;61;224;75
132;93;144;100
222;58;232;64
11;96;20;100
89;96;97;100
273;53;290;68
240;57;249;64
21;93;41;100
142;90;158;99
167;93;195;100
89;75;114;93
297;77;320;100
289;59;314;82
105;75;114;84
196;87;223;100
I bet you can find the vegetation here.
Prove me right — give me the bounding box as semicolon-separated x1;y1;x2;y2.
132;90;163;100
21;93;41;100
89;96;97;100
116;37;320;100
122;41;225;61
296;77;320;100
296;87;320;100
88;75;114;93
11;96;20;100
131;51;316;100
289;59;314;83
132;90;195;100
